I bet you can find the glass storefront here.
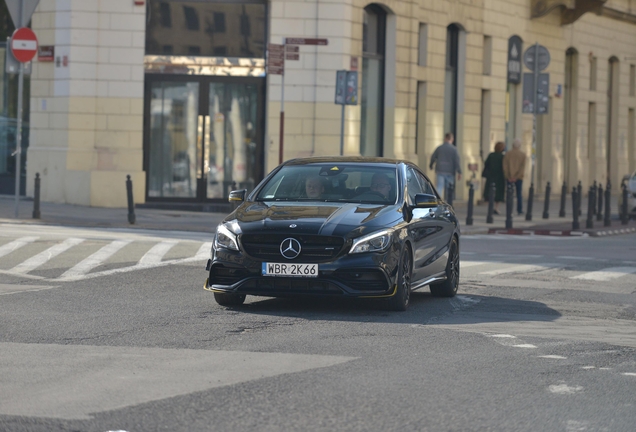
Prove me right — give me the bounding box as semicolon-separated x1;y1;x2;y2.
0;3;30;195
144;76;264;201
144;0;266;203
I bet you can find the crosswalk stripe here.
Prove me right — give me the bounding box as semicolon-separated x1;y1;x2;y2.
9;238;85;274
479;263;559;276
571;267;636;281
58;240;132;280
194;242;212;260
138;240;178;265
460;261;490;269
0;236;38;258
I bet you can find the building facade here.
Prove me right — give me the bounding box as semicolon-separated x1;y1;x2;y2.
1;0;633;207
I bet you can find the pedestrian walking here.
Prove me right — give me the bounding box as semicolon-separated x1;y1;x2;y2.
482;141;506;214
503;138;527;215
429;132;462;197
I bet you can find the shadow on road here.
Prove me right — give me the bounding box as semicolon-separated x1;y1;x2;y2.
225;291;561;326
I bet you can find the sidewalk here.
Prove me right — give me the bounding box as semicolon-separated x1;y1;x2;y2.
1;194;634;236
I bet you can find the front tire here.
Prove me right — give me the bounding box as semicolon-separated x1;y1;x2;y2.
214;292;246;307
385;248;412;311
430;236;459;297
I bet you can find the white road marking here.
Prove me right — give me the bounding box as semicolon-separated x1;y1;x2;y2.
137;240;178;265
0;236;38;258
556;256;599;261
538;355;567;359
0;283;58;295
9;238;85;274
489;334;517;338
512;344;537;349
194;242;212;260
549;384;583;394
571;267;636;281
623;372;636;377
581;366;596;370
460;261;490;268
479;263;559;276
58;240;132;280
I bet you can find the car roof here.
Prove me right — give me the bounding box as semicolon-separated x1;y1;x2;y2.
283;156;404;166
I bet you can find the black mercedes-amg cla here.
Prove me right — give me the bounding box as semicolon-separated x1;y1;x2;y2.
204;157;460;311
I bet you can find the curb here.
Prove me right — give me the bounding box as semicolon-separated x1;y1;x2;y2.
488;226;636;237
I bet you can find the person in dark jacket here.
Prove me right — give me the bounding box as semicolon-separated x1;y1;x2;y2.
482;141;505;214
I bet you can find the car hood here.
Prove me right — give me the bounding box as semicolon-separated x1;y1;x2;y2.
228;201;402;238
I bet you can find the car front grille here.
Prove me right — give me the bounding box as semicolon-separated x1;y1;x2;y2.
240;234;345;263
237;277;343;294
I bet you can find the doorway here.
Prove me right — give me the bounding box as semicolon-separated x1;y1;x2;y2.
143;75;264;201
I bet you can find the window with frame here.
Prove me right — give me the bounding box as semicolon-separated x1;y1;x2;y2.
146;0;266;58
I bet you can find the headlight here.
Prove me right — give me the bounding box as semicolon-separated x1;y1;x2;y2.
349;229;393;254
215;224;239;251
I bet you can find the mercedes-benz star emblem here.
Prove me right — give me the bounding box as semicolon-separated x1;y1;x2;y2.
289;224;297;228
280;238;301;260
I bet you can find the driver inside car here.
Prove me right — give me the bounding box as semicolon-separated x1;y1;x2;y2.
304;176;325;199
369;173;392;199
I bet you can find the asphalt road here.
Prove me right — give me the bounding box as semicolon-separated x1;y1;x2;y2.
1;225;635;432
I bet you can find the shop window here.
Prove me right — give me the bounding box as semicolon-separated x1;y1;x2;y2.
162;45;173;54
146;1;266;58
183;6;199;30
360;4;386;157
188;46;201;55
159;3;171;27
213;12;226;33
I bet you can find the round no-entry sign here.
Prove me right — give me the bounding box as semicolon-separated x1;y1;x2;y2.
11;27;38;63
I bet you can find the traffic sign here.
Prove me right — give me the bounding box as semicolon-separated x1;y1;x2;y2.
11;27;38;63
5;0;40;28
523;45;550;72
522;73;550;114
285;38;328;46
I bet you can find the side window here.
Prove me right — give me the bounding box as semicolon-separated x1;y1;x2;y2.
406;168;424;202
415;171;436;196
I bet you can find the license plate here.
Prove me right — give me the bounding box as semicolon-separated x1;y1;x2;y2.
262;262;318;277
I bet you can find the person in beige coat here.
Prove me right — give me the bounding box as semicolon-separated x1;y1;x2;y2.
503;138;527;215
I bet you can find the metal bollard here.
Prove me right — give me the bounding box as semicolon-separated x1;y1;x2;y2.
597;183;604;221
525;182;534;221
559;181;567;217
572;187;580;230
466;182;474;226
542;181;551;219
591;181;597;215
622;183;630;225
32;173;41;219
126;175;136;225
486;182;495;224
586;186;594;229
577;181;582;216
604;182;611;227
505;183;514;229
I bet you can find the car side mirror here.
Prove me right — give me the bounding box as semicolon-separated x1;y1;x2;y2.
413;193;439;208
228;189;247;203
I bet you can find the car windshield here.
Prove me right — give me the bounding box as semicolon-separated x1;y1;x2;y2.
255;163;398;204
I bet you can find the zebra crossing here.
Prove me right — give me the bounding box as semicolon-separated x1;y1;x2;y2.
0;228;212;284
461;254;636;283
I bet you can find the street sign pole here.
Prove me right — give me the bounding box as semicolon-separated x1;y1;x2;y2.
13;1;24;218
14;61;24;218
531;42;539;203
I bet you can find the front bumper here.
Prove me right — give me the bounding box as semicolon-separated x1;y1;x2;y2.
204;246;400;298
